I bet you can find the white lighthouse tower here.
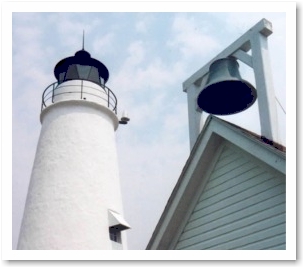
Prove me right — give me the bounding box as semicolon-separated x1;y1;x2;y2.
17;44;130;250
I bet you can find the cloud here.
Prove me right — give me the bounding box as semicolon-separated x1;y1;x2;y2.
167;14;221;59
135;19;147;34
126;40;146;66
45;13;104;51
111;40;185;96
110;46;186;134
135;13;156;34
136;58;184;90
92;33;116;55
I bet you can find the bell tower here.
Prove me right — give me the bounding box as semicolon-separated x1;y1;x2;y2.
17;43;130;250
183;19;278;149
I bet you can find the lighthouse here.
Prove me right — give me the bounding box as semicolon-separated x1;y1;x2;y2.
17;44;130;250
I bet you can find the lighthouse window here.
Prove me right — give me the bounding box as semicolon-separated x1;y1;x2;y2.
65;64;79;80
87;67;100;84
76;65;92;79
109;227;121;243
59;72;66;84
99;77;105;86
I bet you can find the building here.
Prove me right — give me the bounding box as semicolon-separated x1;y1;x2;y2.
146;115;286;250
17;46;130;250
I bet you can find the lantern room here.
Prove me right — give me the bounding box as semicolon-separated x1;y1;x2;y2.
54;49;109;86
41;48;119;114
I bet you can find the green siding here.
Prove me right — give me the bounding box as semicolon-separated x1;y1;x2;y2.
174;145;286;250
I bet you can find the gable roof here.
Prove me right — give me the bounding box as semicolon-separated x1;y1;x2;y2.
146;115;286;250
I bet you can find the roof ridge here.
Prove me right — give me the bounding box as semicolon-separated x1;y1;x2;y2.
209;115;286;152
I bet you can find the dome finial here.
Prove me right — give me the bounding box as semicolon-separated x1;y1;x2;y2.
82;30;85;50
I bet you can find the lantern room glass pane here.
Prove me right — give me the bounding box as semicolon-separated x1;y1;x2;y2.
87;67;100;85
57;64;102;85
65;64;79;80
100;77;105;86
59;72;66;84
76;65;92;80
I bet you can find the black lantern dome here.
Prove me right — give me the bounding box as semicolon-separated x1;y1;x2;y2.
54;49;109;86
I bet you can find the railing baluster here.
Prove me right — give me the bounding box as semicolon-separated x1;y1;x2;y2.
52;83;55;103
107;87;110;109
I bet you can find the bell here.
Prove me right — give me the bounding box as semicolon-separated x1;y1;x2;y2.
197;57;257;115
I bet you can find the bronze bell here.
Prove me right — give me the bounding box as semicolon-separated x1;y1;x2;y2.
197;57;257;115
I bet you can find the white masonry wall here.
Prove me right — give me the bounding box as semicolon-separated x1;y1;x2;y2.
17;96;127;250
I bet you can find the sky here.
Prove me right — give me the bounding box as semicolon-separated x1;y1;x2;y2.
5;1;294;255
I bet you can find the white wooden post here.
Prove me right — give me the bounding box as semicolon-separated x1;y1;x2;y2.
251;30;279;142
186;82;205;149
